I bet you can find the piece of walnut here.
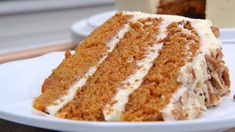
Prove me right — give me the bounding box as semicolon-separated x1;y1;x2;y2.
211;26;220;38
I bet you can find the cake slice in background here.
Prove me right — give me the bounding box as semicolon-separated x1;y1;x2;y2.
33;11;230;121
116;0;235;28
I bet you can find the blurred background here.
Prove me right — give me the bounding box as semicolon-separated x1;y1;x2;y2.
1;0;235;63
0;0;114;55
0;0;235;132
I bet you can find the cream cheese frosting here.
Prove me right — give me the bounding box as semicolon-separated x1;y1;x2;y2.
45;12;223;119
162;12;221;120
103;17;169;121
103;43;164;121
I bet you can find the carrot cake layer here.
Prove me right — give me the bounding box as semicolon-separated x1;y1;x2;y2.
33;11;230;121
56;17;162;120
33;13;132;112
121;21;200;121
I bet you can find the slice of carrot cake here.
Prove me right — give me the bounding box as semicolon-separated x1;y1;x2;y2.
33;11;230;121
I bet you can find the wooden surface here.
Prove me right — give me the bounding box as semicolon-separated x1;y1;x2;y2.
0;42;75;64
0;119;55;132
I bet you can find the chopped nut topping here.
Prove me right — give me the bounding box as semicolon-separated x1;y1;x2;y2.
211;26;220;38
205;50;230;96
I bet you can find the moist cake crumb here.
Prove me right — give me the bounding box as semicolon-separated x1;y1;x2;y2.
33;11;230;121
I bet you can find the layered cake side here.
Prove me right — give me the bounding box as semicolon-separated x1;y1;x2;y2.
33;11;230;121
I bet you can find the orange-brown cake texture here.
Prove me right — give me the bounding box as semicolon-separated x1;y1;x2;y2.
33;11;230;121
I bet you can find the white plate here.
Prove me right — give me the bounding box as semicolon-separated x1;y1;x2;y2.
0;44;235;132
87;11;116;29
71;11;235;43
70;11;115;43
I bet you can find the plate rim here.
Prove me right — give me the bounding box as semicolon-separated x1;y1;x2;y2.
1;108;235;131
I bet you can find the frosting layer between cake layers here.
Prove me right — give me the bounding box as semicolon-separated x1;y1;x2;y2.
33;11;230;121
